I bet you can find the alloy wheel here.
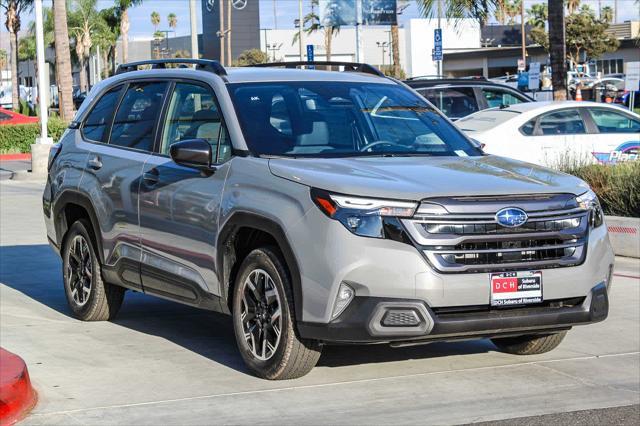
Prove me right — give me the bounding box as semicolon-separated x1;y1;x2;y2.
240;269;282;361
66;235;93;307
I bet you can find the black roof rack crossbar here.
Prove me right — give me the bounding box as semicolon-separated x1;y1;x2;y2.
115;59;227;77
250;61;385;77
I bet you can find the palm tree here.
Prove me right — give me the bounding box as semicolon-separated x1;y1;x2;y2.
167;12;177;32
151;11;160;31
527;3;548;28
292;0;340;62
1;0;33;111
567;0;581;14
548;0;567;100
70;0;102;94
116;0;142;64
495;0;507;24
52;0;75;120
504;0;521;25
600;5;613;23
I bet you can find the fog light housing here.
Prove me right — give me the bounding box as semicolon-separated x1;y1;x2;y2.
331;283;354;320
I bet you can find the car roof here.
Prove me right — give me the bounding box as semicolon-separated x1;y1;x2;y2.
224;66;395;84
497;101;630;114
404;78;510;88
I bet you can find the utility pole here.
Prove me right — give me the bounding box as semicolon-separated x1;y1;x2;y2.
355;0;364;62
219;0;225;65
520;0;526;68
437;0;442;76
298;0;304;61
227;0;232;66
189;0;198;59
273;0;278;29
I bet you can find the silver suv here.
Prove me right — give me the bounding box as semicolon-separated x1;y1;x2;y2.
44;60;614;380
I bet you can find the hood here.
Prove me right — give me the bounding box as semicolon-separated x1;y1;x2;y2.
268;155;589;201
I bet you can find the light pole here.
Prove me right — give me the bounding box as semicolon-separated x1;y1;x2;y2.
189;0;198;59
267;43;283;62
376;41;389;67
298;0;304;61
32;0;52;178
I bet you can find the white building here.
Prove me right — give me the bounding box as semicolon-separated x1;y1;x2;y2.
259;19;481;77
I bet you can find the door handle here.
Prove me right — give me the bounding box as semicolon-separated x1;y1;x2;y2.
87;156;102;170
142;169;159;185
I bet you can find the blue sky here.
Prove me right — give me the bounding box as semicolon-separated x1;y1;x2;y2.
6;0;640;39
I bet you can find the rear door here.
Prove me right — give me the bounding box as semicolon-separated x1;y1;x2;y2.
138;81;233;305
582;107;640;164
417;86;479;120
530;108;588;167
80;80;169;290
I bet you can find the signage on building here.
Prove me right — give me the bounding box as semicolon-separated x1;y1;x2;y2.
319;0;397;26
362;0;397;25
625;62;640;92
232;0;248;10
307;44;315;61
528;62;540;91
433;28;442;61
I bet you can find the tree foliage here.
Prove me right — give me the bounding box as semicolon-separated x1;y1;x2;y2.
526;3;547;28
234;49;269;66
530;5;619;67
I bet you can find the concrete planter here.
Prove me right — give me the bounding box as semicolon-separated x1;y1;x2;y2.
606;215;640;258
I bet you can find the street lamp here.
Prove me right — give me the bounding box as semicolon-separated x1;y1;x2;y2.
376;41;389;67
31;0;52;177
266;43;283;62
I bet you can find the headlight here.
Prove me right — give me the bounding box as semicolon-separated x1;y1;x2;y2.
311;188;417;239
576;189;604;228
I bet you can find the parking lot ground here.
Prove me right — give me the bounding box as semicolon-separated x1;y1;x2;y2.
1;180;639;425
0;160;30;181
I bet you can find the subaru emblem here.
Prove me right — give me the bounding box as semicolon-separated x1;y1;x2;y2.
495;207;528;228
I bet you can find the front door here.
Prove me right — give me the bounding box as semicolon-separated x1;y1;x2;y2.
138;82;233;306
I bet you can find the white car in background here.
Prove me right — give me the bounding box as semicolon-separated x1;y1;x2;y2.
457;101;640;167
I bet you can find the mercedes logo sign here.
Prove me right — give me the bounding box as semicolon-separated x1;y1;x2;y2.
206;0;215;12
232;0;247;10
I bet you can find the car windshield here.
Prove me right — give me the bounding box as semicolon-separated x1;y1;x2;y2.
227;81;481;157
456;109;521;132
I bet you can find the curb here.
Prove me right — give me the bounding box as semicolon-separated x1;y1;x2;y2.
606;216;640;259
0;349;37;426
0;154;31;162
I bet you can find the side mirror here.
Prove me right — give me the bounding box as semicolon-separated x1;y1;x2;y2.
169;139;215;171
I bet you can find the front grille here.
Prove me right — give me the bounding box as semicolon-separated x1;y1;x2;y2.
402;194;589;273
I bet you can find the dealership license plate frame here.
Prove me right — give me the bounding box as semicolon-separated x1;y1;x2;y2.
490;270;543;307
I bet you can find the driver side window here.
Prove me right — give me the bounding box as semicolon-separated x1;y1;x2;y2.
161;83;232;163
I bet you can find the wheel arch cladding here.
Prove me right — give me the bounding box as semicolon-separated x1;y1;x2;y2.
217;212;304;322
53;191;105;264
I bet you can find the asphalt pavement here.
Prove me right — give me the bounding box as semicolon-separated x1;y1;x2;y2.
1;179;639;425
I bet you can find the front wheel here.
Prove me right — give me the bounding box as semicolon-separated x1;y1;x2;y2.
492;331;567;355
232;246;321;380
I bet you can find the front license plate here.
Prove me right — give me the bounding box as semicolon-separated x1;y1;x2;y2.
490;271;542;307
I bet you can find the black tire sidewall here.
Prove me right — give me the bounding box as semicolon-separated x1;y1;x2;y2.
232;247;293;377
62;220;100;319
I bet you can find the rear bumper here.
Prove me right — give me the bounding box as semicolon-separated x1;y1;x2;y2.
297;282;608;344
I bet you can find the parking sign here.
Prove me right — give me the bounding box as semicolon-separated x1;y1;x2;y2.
433;28;442;61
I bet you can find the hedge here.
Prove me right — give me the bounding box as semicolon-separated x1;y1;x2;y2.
0;118;68;154
560;161;640;218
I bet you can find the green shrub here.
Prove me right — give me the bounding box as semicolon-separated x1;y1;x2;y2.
0;117;68;154
562;162;639;218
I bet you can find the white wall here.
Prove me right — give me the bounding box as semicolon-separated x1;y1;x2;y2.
260;27;406;69
405;19;480;78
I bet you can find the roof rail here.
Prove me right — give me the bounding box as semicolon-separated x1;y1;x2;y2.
115;59;227;77
250;61;385;78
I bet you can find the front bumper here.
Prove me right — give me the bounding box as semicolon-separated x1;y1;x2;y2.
298;282;608;344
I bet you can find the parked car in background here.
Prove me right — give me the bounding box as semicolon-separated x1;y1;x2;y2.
457;101;640;167
0;107;38;125
405;77;533;120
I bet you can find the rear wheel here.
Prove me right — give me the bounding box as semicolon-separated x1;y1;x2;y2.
62;220;124;321
232;246;321;380
492;331;567;355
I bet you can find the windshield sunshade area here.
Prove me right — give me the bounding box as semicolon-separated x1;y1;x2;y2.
228;82;482;158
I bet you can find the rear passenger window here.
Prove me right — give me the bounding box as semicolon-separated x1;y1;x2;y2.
588;109;640;133
83;86;121;142
160;83;232;163
482;88;526;109
538;109;586;135
421;87;478;119
520;119;536;136
110;82;168;151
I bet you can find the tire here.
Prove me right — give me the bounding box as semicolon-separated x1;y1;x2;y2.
62;219;124;321
232;246;322;380
491;331;567;355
